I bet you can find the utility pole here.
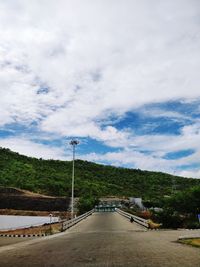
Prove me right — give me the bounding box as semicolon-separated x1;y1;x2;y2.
70;139;79;219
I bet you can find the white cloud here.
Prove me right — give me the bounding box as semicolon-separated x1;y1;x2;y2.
80;121;200;178
82;149;171;172
178;170;200;179
0;137;67;160
0;0;200;132
0;1;200;177
138;107;192;122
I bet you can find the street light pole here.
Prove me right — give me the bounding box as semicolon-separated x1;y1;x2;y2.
70;139;79;219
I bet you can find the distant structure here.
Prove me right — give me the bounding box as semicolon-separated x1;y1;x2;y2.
95;197;123;212
129;197;145;210
99;197;123;207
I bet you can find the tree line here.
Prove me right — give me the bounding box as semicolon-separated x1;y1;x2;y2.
0;147;200;202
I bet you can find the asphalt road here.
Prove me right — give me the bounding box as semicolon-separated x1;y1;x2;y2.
0;212;200;267
0;237;34;247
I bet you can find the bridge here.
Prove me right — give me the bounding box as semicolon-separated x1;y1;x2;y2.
0;211;200;267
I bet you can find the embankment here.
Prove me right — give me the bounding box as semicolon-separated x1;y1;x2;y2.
0;187;70;212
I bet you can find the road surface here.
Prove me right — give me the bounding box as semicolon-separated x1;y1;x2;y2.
0;212;200;267
0;237;34;247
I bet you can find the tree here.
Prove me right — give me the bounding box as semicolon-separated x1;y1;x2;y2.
77;196;99;215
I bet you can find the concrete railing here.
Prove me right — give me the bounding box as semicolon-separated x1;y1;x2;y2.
116;208;148;228
62;209;94;231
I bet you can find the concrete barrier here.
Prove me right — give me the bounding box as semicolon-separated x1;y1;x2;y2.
0;210;94;237
0;233;46;238
62;209;94;231
116;208;149;228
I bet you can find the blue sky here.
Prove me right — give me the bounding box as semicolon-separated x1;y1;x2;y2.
0;0;200;178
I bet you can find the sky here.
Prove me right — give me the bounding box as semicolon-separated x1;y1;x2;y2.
0;0;200;178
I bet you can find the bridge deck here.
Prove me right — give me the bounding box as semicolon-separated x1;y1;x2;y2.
0;212;200;267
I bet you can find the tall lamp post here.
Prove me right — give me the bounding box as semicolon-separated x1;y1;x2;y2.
70;139;79;219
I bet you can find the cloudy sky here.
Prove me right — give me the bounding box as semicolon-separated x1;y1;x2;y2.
0;0;200;178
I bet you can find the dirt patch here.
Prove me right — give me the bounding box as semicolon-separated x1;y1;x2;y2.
0;187;70;211
0;221;64;235
0;187;54;198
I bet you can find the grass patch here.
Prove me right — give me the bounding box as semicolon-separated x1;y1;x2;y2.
179;238;200;248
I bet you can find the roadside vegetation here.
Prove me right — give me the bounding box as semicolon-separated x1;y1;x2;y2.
77;196;99;215
179;239;200;248
122;186;200;229
152;186;200;229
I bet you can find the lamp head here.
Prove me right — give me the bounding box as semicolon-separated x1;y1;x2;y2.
70;140;79;146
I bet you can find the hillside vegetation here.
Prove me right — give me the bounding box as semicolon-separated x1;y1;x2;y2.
0;147;200;200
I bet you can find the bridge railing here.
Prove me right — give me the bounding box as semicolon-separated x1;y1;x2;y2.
62;209;94;231
116;208;148;228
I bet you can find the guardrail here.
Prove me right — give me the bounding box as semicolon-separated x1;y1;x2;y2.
116;208;148;228
62;209;94;231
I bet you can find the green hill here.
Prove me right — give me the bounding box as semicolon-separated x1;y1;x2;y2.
0;147;199;200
